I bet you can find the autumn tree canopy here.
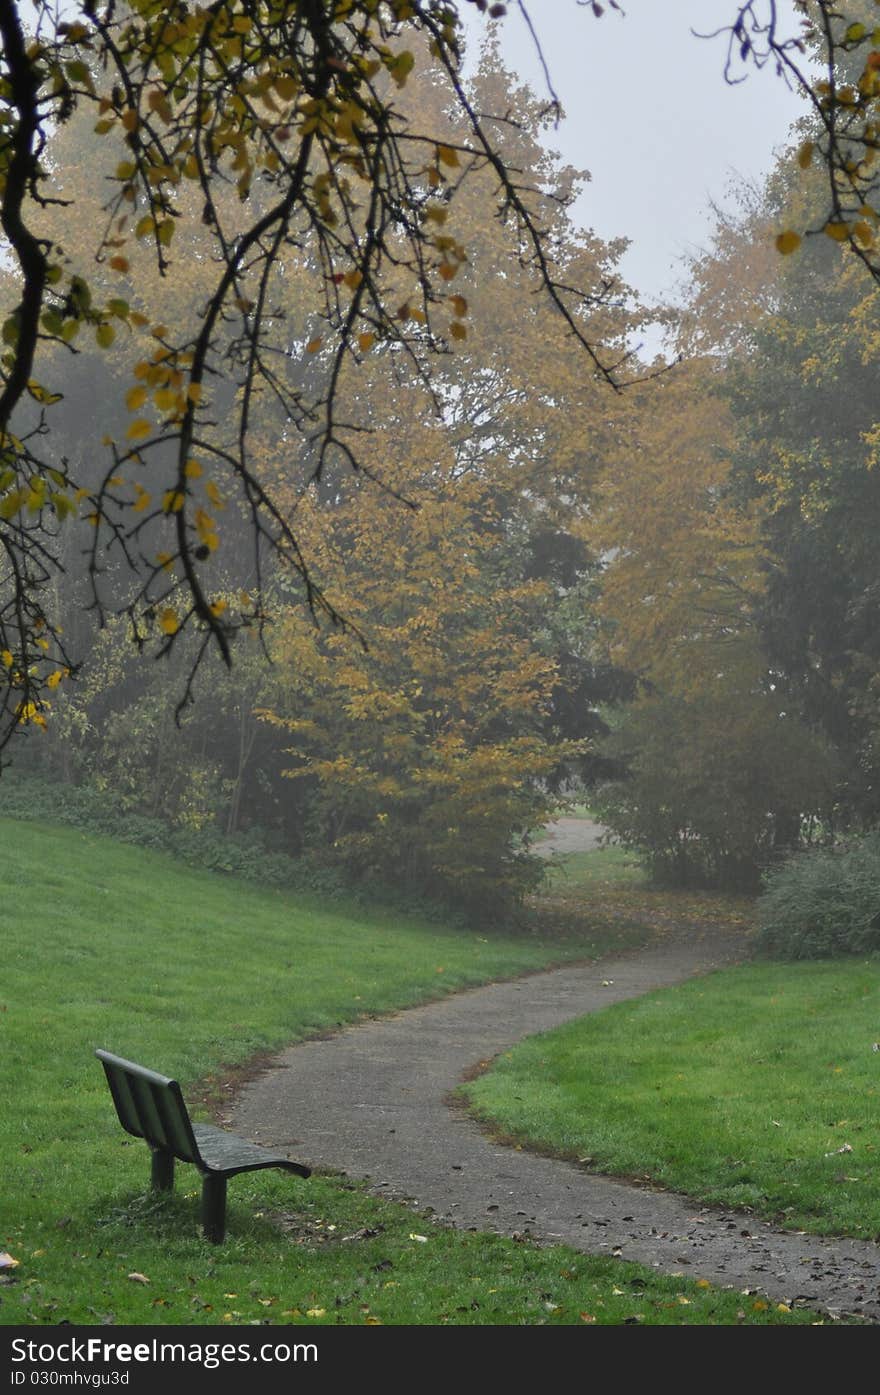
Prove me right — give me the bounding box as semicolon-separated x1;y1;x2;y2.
1;0;872;771
0;0;644;761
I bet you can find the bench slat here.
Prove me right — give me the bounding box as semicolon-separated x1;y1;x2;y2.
193;1124;310;1178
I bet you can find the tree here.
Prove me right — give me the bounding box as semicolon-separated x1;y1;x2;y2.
7;39;639;907
721;181;880;824
586;351;836;889
0;0;637;762
691;8;880;825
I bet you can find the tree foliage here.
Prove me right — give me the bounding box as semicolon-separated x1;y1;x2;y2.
0;0;638;760
585;349;835;890
6;34;641;910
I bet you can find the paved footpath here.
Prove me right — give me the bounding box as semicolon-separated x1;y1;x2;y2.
232;928;880;1322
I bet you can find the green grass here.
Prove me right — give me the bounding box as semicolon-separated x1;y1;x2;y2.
0;817;815;1325
541;845;647;891
465;959;880;1239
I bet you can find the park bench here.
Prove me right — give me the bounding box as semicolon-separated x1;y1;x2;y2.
95;1049;311;1243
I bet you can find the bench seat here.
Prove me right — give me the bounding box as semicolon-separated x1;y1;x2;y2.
96;1048;310;1242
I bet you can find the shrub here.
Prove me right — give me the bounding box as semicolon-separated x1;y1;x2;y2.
755;833;880;959
593;692;835;892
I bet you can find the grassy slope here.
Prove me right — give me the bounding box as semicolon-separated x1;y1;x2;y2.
0;818;815;1325
466;959;880;1239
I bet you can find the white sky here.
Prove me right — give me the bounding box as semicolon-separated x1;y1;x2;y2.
465;0;806;314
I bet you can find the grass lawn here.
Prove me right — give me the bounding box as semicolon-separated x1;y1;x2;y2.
0;817;814;1325
465;959;880;1239
533;844;754;951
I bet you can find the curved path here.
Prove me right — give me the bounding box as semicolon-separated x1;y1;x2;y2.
232;923;880;1323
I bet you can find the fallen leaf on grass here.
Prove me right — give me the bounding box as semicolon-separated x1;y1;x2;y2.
127;1272;150;1285
408;1233;428;1243
0;1253;19;1271
824;1143;853;1156
306;1308;326;1318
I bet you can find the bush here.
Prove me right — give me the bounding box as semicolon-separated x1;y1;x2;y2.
755;833;880;959
593;692;835;892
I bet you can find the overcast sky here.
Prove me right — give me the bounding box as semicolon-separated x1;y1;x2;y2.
464;0;805;317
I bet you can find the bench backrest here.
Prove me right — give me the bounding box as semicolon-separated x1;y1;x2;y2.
95;1049;201;1165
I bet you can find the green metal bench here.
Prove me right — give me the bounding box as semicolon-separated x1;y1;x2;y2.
95;1049;310;1243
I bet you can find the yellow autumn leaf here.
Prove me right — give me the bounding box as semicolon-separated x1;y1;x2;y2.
358;332;375;352
824;221;850;241
775;231;802;256
1;650;13;668
46;671;64;689
126;418;152;441
275;74;299;101
797;140;814;169
154;387;181;413
158;609;179;635
126;386;148;412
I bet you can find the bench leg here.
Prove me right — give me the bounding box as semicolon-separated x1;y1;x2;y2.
150;1148;174;1191
201;1174;227;1244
